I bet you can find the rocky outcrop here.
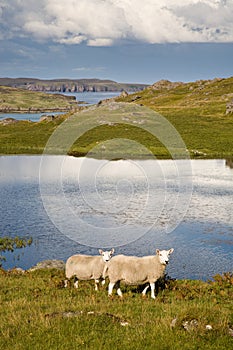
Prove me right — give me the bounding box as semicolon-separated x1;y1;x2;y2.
120;90;129;97
151;79;184;90
28;260;65;271
39;115;56;122
0;118;21;125
226;99;233;115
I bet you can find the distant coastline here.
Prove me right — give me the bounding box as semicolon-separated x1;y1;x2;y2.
0;77;148;93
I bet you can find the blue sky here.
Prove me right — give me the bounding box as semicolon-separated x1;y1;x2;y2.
0;0;233;84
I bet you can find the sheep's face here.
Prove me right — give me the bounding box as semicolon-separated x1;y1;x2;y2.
156;248;174;265
99;248;115;262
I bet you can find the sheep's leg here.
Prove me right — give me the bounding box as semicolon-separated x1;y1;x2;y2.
94;279;99;291
115;281;122;297
74;277;79;289
101;278;106;286
142;285;150;297
64;279;68;288
150;282;156;299
108;282;115;296
116;288;123;297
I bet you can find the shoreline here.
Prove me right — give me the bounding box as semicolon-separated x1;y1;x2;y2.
0;152;232;160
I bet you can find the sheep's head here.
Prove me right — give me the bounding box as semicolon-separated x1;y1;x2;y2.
156;248;174;265
99;248;115;262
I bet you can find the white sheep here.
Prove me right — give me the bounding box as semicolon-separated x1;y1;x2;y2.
65;249;114;291
103;248;174;299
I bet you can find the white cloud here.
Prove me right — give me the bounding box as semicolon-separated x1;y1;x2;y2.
0;0;233;45
87;38;114;46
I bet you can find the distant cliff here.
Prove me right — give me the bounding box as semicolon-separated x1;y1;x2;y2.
0;78;148;93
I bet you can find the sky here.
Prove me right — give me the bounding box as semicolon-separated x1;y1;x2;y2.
0;0;233;84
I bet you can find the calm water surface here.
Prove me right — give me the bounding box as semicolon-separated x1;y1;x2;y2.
0;156;232;280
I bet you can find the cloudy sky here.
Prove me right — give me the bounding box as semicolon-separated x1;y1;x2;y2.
0;0;233;83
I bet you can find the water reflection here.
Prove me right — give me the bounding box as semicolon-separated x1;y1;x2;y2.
0;156;232;280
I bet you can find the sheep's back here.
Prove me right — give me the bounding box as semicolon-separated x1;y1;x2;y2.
107;255;164;284
65;255;104;279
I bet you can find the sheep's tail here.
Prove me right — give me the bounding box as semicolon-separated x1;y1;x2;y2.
102;264;109;279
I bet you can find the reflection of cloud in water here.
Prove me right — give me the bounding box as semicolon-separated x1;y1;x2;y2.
0;156;42;182
38;156;193;246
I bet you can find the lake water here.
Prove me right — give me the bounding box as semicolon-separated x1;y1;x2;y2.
0;92;121;122
60;91;121;105
0;156;232;280
0;112;64;122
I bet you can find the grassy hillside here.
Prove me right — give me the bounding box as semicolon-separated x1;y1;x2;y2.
0;268;232;350
0;85;77;112
0;77;233;158
116;77;233;159
116;77;233;112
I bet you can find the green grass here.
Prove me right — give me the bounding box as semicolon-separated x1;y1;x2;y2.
0;85;77;112
0;269;232;350
1;76;233;159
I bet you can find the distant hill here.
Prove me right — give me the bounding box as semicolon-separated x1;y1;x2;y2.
116;76;233;115
0;77;148;93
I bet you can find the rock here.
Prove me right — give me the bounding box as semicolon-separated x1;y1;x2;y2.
0;117;19;125
130;95;141;101
9;267;25;274
170;317;178;328
39;115;56;122
206;325;213;330
182;319;198;332
151;79;184;90
120;90;128;97
45;310;129;326
28;259;65;271
226;99;233;115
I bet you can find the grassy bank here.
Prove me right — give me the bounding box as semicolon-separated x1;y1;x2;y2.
1;106;233;159
0;269;232;350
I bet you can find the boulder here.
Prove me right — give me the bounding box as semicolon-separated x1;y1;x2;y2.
151;79;183;90
39;115;56;122
28;259;65;271
0;117;19;125
120;90;128;97
226;99;233;115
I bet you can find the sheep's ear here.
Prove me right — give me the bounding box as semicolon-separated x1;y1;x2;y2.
111;248;115;255
169;248;174;254
99;249;103;255
156;249;160;255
